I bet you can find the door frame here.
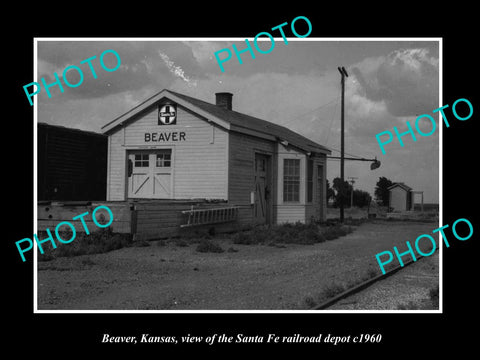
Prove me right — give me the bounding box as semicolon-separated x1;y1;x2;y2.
316;164;324;220
253;152;273;225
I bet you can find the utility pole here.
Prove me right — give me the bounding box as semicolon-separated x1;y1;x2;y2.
338;66;348;222
348;176;358;208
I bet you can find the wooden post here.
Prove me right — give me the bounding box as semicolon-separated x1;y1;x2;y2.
338;67;348;223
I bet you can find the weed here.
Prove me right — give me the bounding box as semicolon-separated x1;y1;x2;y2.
230;222;352;246
196;239;224;253
40;229;133;259
174;239;189;247
320;283;346;300
231;231;255;245
397;301;419;310
322;225;353;241
208;226;216;237
179;228;212;242
365;267;379;280
133;239;150;247
429;284;439;306
304;296;317;308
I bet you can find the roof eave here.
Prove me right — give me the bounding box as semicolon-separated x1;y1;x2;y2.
101;89;232;135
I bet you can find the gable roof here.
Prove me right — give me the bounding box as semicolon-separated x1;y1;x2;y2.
101;89;331;155
388;182;413;192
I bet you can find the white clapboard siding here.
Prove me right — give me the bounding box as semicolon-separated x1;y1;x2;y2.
107;130;126;201
106;105;228;201
275;204;307;224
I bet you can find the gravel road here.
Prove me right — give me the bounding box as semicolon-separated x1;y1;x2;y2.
37;220;439;311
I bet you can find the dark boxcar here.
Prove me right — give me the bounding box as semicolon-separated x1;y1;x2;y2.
37;123;107;201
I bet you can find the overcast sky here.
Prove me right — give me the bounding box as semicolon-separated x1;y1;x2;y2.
36;39;440;203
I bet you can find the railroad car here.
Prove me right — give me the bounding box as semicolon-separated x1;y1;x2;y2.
37;122;107;201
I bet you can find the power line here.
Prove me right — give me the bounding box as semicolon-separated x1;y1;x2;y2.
288;97;339;122
324;94;340;146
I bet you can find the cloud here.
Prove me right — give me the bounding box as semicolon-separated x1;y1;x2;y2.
36;41;205;103
158;51;197;87
350;48;439;117
35;41;440;203
342;47;440;152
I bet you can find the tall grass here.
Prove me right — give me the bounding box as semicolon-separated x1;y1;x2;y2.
38;227;133;261
231;222;354;246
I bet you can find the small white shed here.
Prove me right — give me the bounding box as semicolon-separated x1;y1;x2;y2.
388;182;413;212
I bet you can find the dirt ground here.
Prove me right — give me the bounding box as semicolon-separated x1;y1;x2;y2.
37;220;440;311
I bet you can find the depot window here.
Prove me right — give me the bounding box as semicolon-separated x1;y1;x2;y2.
156;149;172;167
134;153;149;167
283;159;300;202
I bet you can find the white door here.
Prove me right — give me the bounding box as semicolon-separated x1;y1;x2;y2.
127;150;172;198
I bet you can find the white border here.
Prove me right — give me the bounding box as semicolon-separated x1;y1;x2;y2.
33;37;443;314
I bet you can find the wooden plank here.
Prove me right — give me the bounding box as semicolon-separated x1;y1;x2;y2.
37;219;131;234
37;201;132;234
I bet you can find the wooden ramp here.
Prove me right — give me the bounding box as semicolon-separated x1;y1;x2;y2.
37;199;240;241
132;200;239;240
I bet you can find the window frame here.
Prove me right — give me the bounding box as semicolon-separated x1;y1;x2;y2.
283;158;301;203
134;153;149;167
307;158;314;203
155;149;172;168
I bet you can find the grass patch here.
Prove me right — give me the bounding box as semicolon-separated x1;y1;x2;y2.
304;267;382;309
180;227;217;242
174;239;189;247
196;239;224;253
38;228;133;261
362;267;380;281
304;282;347;308
396;285;439;310
397;301;420;310
320;283;346;300
231;221;355;246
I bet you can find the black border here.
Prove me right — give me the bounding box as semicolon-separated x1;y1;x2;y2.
6;6;478;355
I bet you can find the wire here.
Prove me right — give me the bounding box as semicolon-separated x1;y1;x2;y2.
288;97;339;123
324;95;340;145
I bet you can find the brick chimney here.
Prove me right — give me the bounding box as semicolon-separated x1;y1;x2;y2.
215;92;233;110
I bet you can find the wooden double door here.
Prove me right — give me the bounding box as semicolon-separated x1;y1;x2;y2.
127;150;172;199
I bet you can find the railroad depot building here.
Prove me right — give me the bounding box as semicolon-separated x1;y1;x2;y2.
101;89;331;226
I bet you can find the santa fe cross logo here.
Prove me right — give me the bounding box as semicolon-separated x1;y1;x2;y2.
158;104;177;125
